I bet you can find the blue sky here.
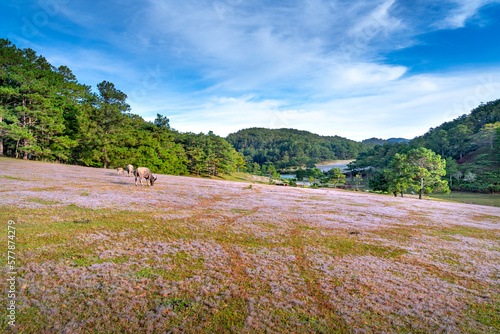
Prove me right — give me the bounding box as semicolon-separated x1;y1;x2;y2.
1;0;500;140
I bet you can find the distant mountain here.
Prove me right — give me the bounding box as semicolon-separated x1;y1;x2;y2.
362;137;410;145
361;138;386;145
387;138;411;143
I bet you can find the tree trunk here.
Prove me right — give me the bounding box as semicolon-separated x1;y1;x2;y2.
0;115;3;156
21;99;28;160
15;139;20;159
419;177;424;199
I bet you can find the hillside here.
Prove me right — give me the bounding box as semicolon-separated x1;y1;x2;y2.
353;99;500;193
452;144;500;192
1;157;499;333
414;100;500;192
413;99;500;159
226;128;369;170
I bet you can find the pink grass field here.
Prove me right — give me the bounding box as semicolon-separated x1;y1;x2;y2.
0;157;499;333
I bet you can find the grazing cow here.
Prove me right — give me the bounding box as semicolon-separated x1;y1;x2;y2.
117;167;124;175
135;167;157;186
126;164;135;177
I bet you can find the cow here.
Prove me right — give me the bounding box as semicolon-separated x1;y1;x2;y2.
117;167;124;175
126;164;135;177
135;167;157;186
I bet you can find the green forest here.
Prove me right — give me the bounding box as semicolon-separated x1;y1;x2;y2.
352;100;500;193
226;127;369;171
1;38;499;194
0;39;242;176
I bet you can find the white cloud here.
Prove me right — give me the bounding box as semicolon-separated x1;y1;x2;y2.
334;63;407;87
8;0;500;141
129;67;500;140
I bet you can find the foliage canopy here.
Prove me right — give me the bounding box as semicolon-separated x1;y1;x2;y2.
0;39;240;176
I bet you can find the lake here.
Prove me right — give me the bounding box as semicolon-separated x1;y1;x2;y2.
280;160;354;179
315;159;354;172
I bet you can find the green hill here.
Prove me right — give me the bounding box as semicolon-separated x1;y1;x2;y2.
354;99;500;193
226;128;370;170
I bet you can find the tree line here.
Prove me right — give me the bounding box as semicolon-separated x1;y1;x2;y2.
351;100;500;194
0;39;241;176
226;127;370;171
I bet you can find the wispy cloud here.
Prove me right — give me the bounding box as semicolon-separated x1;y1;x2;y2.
134;67;500;140
441;0;500;28
349;0;402;42
3;0;499;140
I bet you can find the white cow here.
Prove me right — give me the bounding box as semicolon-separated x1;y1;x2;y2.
134;167;157;186
126;164;135;177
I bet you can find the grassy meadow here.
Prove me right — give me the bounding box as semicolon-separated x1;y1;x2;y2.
0;157;499;333
429;191;500;208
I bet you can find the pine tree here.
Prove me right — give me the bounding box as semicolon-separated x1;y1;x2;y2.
329;168;346;188
405;148;449;199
